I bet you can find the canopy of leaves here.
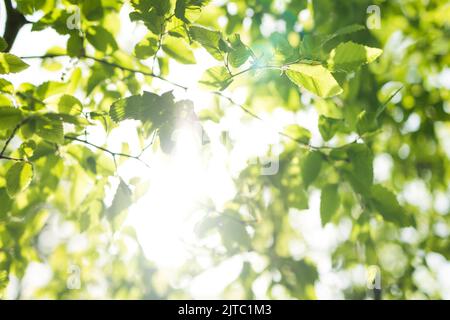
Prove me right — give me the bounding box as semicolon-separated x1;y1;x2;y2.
0;0;449;300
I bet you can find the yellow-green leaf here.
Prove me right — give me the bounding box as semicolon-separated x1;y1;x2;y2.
286;64;343;98
0;53;29;74
134;34;158;60
6;162;34;197
0;107;22;130
199;66;232;90
327;41;383;72
162;36;196;64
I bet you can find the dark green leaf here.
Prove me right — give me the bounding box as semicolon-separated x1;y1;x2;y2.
318;115;344;141
86;26;118;53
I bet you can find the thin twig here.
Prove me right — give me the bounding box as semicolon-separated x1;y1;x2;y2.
376;85;404;119
0;155;26;161
20;54;188;91
18;54;385;152
0;118;29;157
64;135;151;168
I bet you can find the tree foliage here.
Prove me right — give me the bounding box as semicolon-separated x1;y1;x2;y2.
0;0;449;299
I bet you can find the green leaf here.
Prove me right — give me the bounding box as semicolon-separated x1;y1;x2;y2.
0;188;12;216
318;115;344;141
189;25;223;60
45;113;92;126
57;94;83;115
130;9;164;35
158;121;177;154
284;124;311;144
134;34;158;59
0;53;29;74
175;0;210;23
320;184;340;226
370;185;411;226
36;81;68;99
195;216;218;238
110;95;144;122
199;66;232;90
356;110;378;135
86;26;118;53
6;162;34;197
285;64;343;98
0;78;14;93
228;34;251;68
343;144;373;196
270;33;299;64
162;36;196;64
67;33;84;57
0;107;22;130
109;91;174;126
35;115;64;144
81;0;104;21
219;215;251;250
302;151;323;188
0;37;7;51
107;179;132;222
327;41;383;72
321;24;365;46
287;187;309;210
19;140;36;158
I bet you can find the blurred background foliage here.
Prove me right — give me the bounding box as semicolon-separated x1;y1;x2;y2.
0;0;449;299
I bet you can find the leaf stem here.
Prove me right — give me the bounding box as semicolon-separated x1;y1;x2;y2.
64;135;151;168
20;54;188;91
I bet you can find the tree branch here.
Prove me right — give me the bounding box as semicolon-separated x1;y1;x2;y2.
0;155;25;161
0;117;29;159
19;54;399;152
20;54;188;91
64;135;151;168
3;0;29;52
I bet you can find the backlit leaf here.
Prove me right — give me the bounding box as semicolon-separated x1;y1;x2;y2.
320;184;340;226
6;162;34;197
327;41;383;72
286;64;343;98
162;36;196;64
0;53;29;74
302;151;323;188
